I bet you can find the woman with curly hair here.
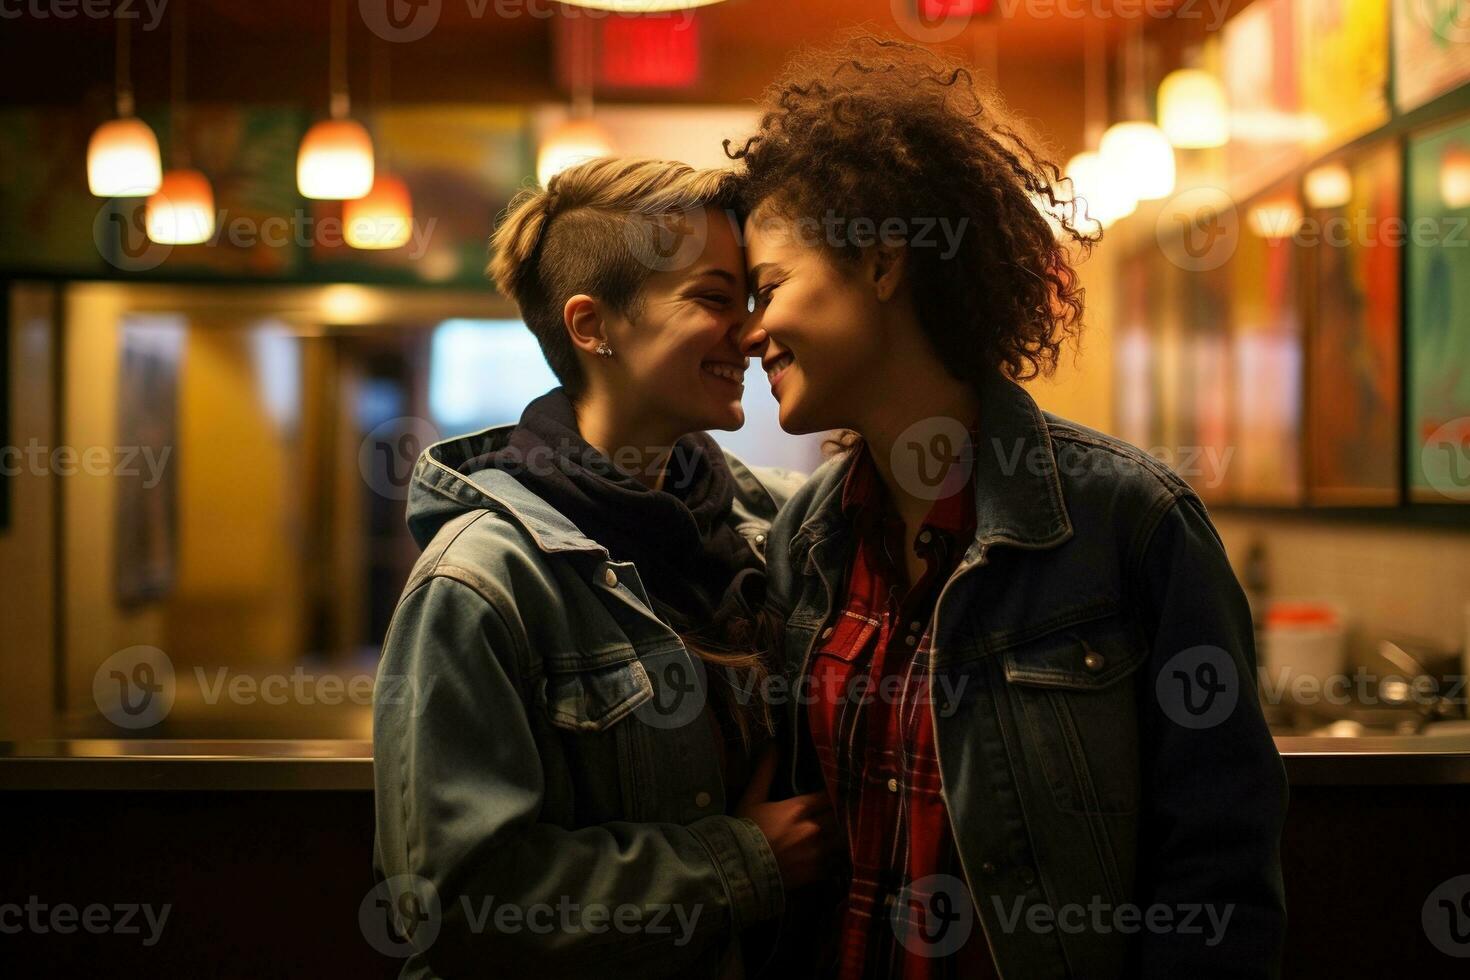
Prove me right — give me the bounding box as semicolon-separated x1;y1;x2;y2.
729;35;1287;980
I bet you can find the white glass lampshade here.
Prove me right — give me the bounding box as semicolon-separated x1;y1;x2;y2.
1442;145;1470;210
1099;122;1176;202
297;118;375;200
554;0;727;9
1303;164;1352;210
1065;151;1137;229
537;118;615;187
145;169;215;245
1100;122;1176;201
1157;70;1228;149
345;175;413;250
87;117;163;197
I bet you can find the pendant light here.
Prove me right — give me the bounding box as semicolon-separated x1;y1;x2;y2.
1247;194;1303;239
1303;163;1352;210
88;17;162;197
1441;143;1470;210
298;0;374;200
1101;28;1175;202
537;14;614;187
346;36;412;250
537;118;616;187
1065;20;1135;229
147;0;215;245
1157;68;1228;149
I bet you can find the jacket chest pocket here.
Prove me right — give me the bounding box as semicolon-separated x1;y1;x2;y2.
540;656;654;733
537;655;659;822
998;610;1146;816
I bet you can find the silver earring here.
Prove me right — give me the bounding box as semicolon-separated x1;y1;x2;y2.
595;342;614;358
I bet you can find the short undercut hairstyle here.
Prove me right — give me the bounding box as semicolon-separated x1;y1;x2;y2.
487;157;740;397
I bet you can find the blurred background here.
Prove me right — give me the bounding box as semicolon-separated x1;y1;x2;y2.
0;0;1467;746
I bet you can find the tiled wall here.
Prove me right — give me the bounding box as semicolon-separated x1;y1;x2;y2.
1213;513;1470;671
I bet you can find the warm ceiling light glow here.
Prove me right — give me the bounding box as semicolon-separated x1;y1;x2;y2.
321;284;377;323
1303;163;1353;210
87;117;163;197
1065;151;1137;229
1442;144;1470;210
553;0;728;10
537;118;615;187
145;169;215;245
1100;122;1176;201
1229;110;1330;145
297;118;375;200
1247;196;1303;239
1157;69;1228;149
345;174;413;250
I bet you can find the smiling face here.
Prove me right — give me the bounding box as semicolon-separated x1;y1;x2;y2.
598;206;751;436
738;205;887;434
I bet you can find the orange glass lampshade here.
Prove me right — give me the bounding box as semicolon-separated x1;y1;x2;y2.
145;169;216;245
536;118;615;187
297;118;375;200
1247;196;1303;239
1303;164;1352;210
1442;145;1470;210
87;117;163;197
344;175;413;250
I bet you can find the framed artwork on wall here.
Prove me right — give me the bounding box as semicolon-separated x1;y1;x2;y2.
1305;141;1403;505
114;317;185;606
1231;186;1304;506
1406;116;1470;502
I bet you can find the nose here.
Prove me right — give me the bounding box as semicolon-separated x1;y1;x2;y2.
737;316;769;360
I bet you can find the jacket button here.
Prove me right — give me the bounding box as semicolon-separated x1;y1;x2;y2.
602;568;618;588
1020;867;1036;886
981;861;997;876
1083;650;1104;671
694;791;712;808
886;777;899;793
754;533;766;545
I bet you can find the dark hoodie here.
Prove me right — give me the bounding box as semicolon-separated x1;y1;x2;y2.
463;387;766;644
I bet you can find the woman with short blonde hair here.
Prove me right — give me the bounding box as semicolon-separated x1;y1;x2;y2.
372;156;838;979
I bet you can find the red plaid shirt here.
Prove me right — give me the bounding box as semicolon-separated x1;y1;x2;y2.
807;447;997;980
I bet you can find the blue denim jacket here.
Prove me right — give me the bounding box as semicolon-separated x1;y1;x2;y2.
760;372;1288;979
372;423;805;979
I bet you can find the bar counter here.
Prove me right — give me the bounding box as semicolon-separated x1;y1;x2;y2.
3;735;1468;978
5;734;1470;789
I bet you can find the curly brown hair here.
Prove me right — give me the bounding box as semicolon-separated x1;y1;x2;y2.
727;33;1099;385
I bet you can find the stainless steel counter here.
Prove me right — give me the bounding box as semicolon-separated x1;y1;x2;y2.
5;735;1470;790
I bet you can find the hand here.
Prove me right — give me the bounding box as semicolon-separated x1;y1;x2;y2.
735;744;841;890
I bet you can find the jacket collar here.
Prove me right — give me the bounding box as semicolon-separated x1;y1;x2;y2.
411;423;782;558
794;371;1073;562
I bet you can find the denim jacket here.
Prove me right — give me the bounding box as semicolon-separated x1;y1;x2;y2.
760;373;1288;979
372;423;804;979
